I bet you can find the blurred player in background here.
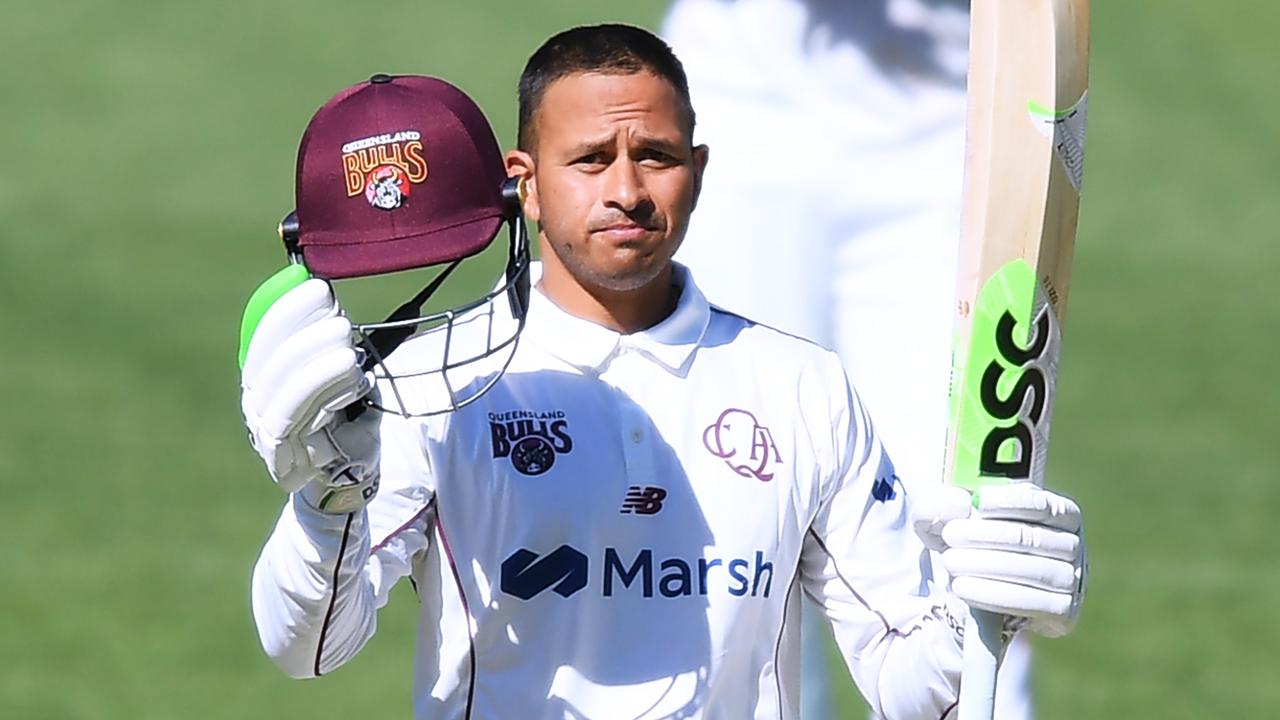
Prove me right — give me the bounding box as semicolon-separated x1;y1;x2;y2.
662;1;1034;717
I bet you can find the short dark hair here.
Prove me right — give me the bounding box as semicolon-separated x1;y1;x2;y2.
517;24;696;152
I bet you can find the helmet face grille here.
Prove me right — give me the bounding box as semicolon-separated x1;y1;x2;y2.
350;219;532;419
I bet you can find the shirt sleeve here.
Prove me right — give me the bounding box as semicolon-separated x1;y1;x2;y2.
250;409;435;679
799;354;964;720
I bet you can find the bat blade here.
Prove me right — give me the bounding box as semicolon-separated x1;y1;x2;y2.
944;1;1090;718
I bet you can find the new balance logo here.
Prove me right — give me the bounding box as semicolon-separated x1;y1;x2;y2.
619;486;667;515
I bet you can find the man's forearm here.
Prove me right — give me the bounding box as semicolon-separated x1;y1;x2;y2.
866;602;964;720
251;495;378;678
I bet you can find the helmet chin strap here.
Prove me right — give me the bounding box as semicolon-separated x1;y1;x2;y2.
357;259;463;374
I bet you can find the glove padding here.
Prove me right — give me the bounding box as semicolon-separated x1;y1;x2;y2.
912;482;1086;638
241;278;379;513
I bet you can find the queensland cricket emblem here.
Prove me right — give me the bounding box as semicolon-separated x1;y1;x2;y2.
509;436;556;476
341;130;429;211
490;410;574;477
703;408;782;482
364;165;410;209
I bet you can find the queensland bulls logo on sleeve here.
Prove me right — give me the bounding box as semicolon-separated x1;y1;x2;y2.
703;408;782;482
341;131;428;211
490;410;574;476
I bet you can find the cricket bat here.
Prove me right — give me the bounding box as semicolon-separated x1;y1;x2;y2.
943;1;1090;717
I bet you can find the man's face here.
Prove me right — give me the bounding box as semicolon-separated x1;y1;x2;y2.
509;71;708;293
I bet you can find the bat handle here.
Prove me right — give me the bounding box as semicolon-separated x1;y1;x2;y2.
957;607;1005;719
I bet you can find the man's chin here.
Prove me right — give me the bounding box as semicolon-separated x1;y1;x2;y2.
542;239;673;294
582;257;668;293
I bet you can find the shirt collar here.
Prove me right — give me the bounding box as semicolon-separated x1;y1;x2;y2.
522;262;711;375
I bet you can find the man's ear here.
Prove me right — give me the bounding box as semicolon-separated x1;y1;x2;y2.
691;144;709;211
505;150;539;224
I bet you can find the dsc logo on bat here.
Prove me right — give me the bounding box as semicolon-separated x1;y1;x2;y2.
977;302;1055;481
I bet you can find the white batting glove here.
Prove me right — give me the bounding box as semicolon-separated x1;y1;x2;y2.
912;482;1087;638
240;278;380;514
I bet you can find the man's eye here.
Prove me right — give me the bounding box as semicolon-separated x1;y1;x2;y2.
639;150;678;166
573;153;607;166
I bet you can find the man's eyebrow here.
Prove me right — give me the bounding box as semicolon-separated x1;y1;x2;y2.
633;134;688;154
560;132;690;158
562;134;615;157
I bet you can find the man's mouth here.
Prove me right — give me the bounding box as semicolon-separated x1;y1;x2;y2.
594;223;653;241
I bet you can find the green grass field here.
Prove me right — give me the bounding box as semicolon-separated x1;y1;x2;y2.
2;1;1276;717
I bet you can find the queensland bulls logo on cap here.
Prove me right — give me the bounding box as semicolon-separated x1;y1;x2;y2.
490;410;574;476
365;165;410;209
341;130;428;210
703;408;782;482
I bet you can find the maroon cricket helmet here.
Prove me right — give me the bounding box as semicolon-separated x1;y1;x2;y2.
279;74;531;419
292;73;512;279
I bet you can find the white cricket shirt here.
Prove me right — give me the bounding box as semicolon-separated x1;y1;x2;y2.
252;264;964;719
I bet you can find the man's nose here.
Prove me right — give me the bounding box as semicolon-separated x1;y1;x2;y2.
603;157;649;213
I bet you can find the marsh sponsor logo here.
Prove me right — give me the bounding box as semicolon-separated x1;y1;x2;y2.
500;545;589;600
603;549;773;599
499;546;774;600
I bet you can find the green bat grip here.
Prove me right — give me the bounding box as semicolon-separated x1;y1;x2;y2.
237;263;310;370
